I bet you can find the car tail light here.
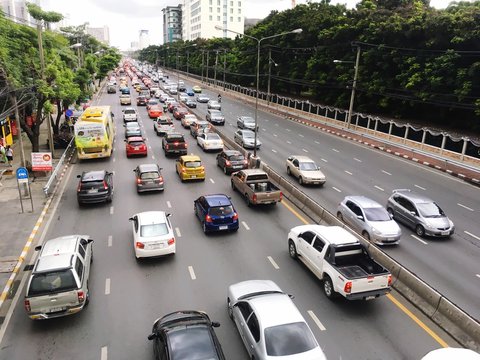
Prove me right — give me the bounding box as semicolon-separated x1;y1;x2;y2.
279;192;283;201
165;144;170;149
103;181;109;190
136;242;145;249
243;160;248;165
344;281;352;294
205;214;212;223
168;238;175;245
232;212;238;220
156;176;164;183
77;290;85;302
388;274;392;286
136;178;142;184
184;143;188;148
174;142;179;146
24;299;31;312
252;194;257;203
77;182;82;192
225;160;231;166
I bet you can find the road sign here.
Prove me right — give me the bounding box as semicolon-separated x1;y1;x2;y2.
66;109;73;117
31;152;52;171
16;167;28;180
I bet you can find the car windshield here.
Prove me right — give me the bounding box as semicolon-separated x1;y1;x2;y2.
299;162;317;171
185;161;201;168
206;134;220;140
140;223;168;237
28;269;77;296
128;141;144;146
140;171;159;180
126;123;139;128
243;132;254;139
265;322;318;356
417;202;445;218
209;205;234;216
229;155;245;161
124;110;136;114
364;207;391;221
243;117;254;123
166;136;184;143
168;326;220;360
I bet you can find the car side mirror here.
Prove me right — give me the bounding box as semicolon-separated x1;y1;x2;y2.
34;245;42;251
124;139;127;142
128;217;134;221
357;215;364;221
166;213;172;217
147;333;157;341
288;293;295;299
211;321;221;328
87;239;94;243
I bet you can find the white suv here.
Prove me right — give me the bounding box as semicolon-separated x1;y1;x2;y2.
122;107;138;122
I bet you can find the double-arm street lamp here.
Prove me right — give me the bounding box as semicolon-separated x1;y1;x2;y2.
333;45;361;129
215;26;302;157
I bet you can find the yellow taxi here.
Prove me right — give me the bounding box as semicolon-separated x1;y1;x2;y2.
192;85;202;93
135;84;142;92
175;155;205;182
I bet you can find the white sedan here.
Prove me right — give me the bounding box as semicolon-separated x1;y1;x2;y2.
181;114;198;128
197;132;224;152
129;211;176;259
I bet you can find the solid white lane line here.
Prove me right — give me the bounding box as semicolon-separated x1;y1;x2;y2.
354;158;362;162
302;148;309;153
286;128;291;132
188;266;196;280
321;158;328;163
209;178;215;184
457;203;474;212
108;235;112;247
275;123;279;126
272;149;277;153
414;184;426;190
464;231;480;241
382;170;392;176
175;227;181;237
332;148;339;153
242;221;250;230
110;206;114;215
105;278;111;295
113;157;116;163
374;185;384;192
299;134;304;138
151;155;155;160
167;201;172;208
332;187;342;193
344;170;353;175
101;346;108;360
274;134;278;137
308;310;326;331
411;234;428;245
267;256;279;270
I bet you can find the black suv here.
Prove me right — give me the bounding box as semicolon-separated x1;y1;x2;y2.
137;95;147;106
162;133;188;156
216;150;248;174
77;170;113;206
148;310;226;360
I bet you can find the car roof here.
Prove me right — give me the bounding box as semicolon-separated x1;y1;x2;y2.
124;107;136;112
289;155;315;162
135;211;168;225
36;235;84;272
249;292;305;329
204;194;232;207
223;150;242;156
127;136;144;142
239;129;255;135
138;163;160;172
293;225;359;245
166;133;184;138
345;195;382;208
81;170;106;181
181;155;201;162
392;189;434;204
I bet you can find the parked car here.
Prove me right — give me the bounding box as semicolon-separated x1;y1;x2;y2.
216;150;248;174
175;155;205;182
162;132;188;156
206;109;225;125
234;129;261;149
227;280;327;360
181;114;197;128
207;100;221;110
286;155;326;186
154;116;175;136
197;132;224;152
134;163;164;193
147;311;226;360
194;194;239;233
119;94;132;105
386;189;455;237
129;211;175;259
196;94;209;103
122;107;138;122
237;116;257;130
124;122;142;138
76;170;114;205
337;195;402;245
125;136;148;158
24;235;94;320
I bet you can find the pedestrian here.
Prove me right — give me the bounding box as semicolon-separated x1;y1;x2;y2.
5;145;13;167
0;142;5;163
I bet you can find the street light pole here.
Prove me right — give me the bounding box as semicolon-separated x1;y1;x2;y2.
214;50;219;88
201;50;205;84
205;51;210;86
223;49;227;91
267;47;278;105
215;26;302;157
347;45;361;129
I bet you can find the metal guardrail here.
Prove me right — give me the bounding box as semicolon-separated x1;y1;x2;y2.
43;138;75;197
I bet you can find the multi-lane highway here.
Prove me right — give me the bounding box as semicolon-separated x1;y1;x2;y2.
0;74;471;359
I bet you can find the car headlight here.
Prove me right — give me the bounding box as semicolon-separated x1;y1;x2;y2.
371;227;382;235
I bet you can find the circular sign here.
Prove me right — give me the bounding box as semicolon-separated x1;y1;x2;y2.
16;167;28;180
42;154;51;161
65;109;73;117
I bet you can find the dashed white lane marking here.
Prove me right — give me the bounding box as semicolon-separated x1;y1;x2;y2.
411;234;428;245
287;140;291;144
113;157;116;163
242;221;250;230
354;158;362;162
332;148;339;153
299;134;304;138
344;170;353;175
414;184;426;190
105;278;111;295
167;201;172;208
175;227;181;237
302;149;309;153
272;149;277;153
382;170;392;176
314;140;320;144
209;178;215;184
188;266;196;280
332;187;342;193
476;274;480;279
457;203;474;212
108;235;112;247
267;256;279;269
464;231;480;241
308;310;326;331
274;134;278;137
286;128;291;132
110;206;114;215
321;158;328;163
151;155;155;160
101;346;108;360
374;185;384;192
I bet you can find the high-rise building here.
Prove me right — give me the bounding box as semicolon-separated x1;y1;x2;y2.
0;0;39;26
139;30;150;50
162;5;182;44
182;0;244;41
86;26;110;45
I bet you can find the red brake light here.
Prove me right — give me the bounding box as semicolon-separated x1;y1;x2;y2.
252;194;257;203
136;242;145;249
279;192;283;201
158;176;164;182
24;299;31;312
174;142;179;146
77;290;85;302
225;160;231;166
184;143;188;148
205;214;212;223
136;178;142;184
168;238;175;245
232;212;238;220
388;274;392;286
243;160;248;165
77;182;82;192
103;181;108;190
344;281;352;294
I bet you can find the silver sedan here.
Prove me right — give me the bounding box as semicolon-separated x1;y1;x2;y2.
227;280;327;360
234;129;261;149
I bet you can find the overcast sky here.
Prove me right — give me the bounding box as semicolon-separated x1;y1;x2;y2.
41;0;453;50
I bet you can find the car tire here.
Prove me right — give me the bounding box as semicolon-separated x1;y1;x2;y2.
227;298;233;319
84;287;90;306
231;181;236;191
299;176;304;185
337;212;343;221
387;208;395;219
362;231;370;240
323;275;337;300
288;240;297;259
416;225;425;237
287;167;291;175
245;194;251;207
203;222;208;234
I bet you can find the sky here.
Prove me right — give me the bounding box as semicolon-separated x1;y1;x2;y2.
41;0;454;51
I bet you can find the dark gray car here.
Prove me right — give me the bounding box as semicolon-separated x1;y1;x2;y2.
134;164;164;193
77;170;113;205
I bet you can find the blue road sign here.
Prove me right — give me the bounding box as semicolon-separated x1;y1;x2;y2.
65;109;73;117
16;167;28;180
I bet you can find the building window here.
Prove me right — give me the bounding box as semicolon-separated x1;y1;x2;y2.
217;15;220;20
238;8;241;14
209;15;212;20
209;6;212;12
230;8;233;13
217;7;220;12
238;17;241;22
209;0;212;3
230;1;233;5
238;1;241;6
230;16;233;22
217;0;220;4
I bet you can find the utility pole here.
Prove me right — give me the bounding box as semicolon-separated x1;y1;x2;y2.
267;47;272;105
346;45;361;129
223;50;227;91
205;51;210;85
213;50;219;88
12;93;26;167
201;51;205;83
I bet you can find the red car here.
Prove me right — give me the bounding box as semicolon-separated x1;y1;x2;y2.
125;136;148;157
173;107;190;120
168;101;180;113
148;105;163;119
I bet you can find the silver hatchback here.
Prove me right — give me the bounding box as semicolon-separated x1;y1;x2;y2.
386;189;454;237
337;195;402;245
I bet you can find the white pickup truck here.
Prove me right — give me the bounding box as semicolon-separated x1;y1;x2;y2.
288;225;391;300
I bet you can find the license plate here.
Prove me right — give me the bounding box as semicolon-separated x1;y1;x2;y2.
441;231;449;235
88;189;98;193
134;147;139;150
149;243;165;250
365;296;376;301
48;307;65;313
219;225;228;230
233;165;242;169
191;175;196;178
